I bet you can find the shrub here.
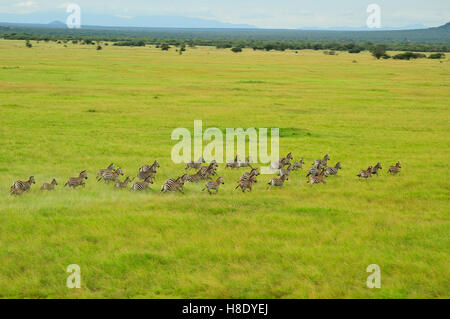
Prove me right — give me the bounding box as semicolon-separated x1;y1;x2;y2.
348;48;362;53
96;45;102;50
428;53;445;59
231;47;242;53
161;43;170;51
25;40;32;48
393;52;426;60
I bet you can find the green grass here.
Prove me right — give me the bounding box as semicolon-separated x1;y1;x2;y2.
0;40;448;298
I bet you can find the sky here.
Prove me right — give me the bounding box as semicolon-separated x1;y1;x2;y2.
0;0;449;29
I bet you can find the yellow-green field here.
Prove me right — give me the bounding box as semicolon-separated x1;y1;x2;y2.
0;40;448;298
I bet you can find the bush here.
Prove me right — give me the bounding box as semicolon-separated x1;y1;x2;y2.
370;45;387;59
231;47;242;53
348;48;362;53
428;53;445;59
393;52;426;60
96;45;102;50
25;40;32;48
160;43;170;51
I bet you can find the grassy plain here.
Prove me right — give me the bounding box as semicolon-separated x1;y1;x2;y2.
0;40;448;298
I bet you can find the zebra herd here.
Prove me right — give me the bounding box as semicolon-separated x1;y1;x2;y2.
8;154;402;196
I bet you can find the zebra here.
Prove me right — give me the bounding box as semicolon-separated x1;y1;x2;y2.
130;176;153;192
371;163;383;176
308;169;327;185
114;176;133;189
97;163;115;180
240;168;260;182
313;154;330;169
268;174;289;189
357;166;373;180
306;167;320;178
185;156;205;170
325;162;342;176
202;177;224;195
138;160;160;181
186;171;203;183
278;164;293;178
388;162;402;175
278;152;293;168
161;174;189;194
235;176;257;192
292;159;305;170
65;170;88;188
225;155;240;169
98;167;123;184
198;162;218;180
40;179;58;191
239;156;253;169
11;176;35;192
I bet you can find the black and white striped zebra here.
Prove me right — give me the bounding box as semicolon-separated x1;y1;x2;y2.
130;176;153;191
313;154;330;169
11;176;35;192
138;160;160;181
202;177;224;194
371;162;382;176
40;178;58;191
115;176;133;189
98;167;123;184
240;168;260;182
292;159;305;170
97;163;115;180
64;171;88;188
325;162;342;176
388;162;401;175
160;174;189;194
185;156;205;170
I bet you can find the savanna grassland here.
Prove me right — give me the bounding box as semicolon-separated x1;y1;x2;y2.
0;39;448;298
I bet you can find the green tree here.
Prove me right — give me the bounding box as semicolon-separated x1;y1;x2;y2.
370;45;387;59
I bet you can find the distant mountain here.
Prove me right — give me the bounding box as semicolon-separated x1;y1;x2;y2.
298;24;428;31
0;12;256;29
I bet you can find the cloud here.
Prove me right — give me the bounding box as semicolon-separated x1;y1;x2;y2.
14;1;36;7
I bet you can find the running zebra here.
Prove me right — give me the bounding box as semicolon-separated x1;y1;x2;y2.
325;162;342;176
308;169;327;185
185;156;205;170
278;164;293;178
240;168;260;182
278;152;293;168
65;171;88;188
160;174;189;194
130;176;153;192
292;159;305;170
357;166;373;180
114;176;133;189
202;177;224;195
235;176;257;192
138;160;160;181
306;167;320;178
11;176;35;192
388;162;402;175
98;167;124;184
97;163;115;180
268;174;289;189
239;156;253;169
40;179;58;191
371;163;382;176
313;154;330;169
225;155;240;169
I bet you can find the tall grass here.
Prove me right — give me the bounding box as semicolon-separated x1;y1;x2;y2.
0;40;448;298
